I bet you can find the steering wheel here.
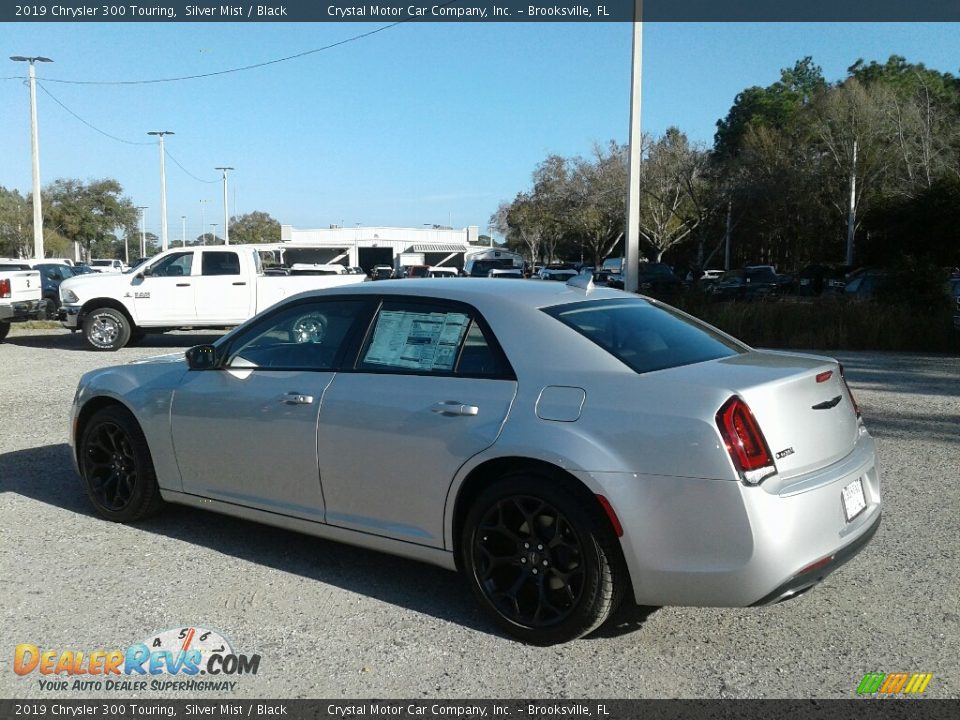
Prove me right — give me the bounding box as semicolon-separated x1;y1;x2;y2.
290;313;327;344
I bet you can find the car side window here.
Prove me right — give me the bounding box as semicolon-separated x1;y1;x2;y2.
148;252;194;278
202;251;241;276
358;301;506;377
226;300;367;371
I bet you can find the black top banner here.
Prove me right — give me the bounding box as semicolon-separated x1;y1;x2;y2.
4;0;960;23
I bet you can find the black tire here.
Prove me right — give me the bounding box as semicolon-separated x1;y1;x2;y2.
43;298;58;320
461;474;626;645
0;321;9;342
78;405;164;522
83;307;132;351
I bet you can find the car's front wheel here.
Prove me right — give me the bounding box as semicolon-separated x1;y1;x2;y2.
79;405;164;522
461;475;625;645
83;307;131;351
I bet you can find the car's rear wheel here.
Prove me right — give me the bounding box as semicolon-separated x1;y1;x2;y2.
462;475;624;645
79;405;164;522
83;307;131;351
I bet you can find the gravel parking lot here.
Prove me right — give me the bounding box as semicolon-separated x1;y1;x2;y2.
1;328;958;699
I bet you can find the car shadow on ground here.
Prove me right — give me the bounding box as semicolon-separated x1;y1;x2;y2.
832;352;960;399
5;330;225;352
1;443;656;642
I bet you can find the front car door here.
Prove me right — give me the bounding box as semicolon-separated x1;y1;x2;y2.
132;251;197;324
170;297;373;521
317;299;517;547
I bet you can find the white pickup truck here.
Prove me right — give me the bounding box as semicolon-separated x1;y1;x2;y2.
0;262;43;343
58;245;366;350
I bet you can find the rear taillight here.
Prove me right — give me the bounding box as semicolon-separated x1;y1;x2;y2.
838;363;861;419
716;396;777;485
0;278;10;299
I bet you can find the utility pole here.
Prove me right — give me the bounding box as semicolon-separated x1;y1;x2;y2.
623;1;643;294
136;206;148;257
724;200;732;271
147;131;174;251
215;167;234;245
845;139;858;266
181;215;186;247
10;55;53;260
210;223;218;245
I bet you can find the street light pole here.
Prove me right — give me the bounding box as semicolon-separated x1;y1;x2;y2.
136;206;148;258
210;223;218;245
624;1;643;294
10;55;53;260
215;167;234;245
200;200;208;245
147;130;174;252
181;215;186;247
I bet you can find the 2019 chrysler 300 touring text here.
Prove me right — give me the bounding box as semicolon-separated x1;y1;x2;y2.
70;275;881;644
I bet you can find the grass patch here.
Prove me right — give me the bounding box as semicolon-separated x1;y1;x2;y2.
9;320;63;331
674;296;960;353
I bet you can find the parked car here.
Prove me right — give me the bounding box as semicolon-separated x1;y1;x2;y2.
843;269;891;300
71;263;98;275
406;265;432;278
711;267;780;301
370;265;395;281
594;257;624;284
287;263;348;276
637;262;683;298
488;269;524;279
427;267;459;278
34;262;76;319
57;246;366;350
797;264;852;296
89;258;127;273
539;264;579;282
0;262;42;342
71;277;880;644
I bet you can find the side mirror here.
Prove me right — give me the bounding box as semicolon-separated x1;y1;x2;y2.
185;344;218;370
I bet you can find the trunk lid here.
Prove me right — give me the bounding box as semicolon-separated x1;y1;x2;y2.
659;350;860;478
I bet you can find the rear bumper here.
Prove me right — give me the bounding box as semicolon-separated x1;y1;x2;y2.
0;299;42;322
576;429;881;607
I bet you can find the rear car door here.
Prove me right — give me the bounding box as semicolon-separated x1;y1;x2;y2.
195;249;254;324
171;297;373;520
316;298;517;547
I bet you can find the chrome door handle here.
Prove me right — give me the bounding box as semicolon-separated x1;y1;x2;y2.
431;401;479;417
281;392;314;405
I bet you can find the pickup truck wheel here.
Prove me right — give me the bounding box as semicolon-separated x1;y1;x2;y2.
0;321;9;343
83;308;131;351
79;405;164;522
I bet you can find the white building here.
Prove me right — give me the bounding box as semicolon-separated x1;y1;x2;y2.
253;224;482;272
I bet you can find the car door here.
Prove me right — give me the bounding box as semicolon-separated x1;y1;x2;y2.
132;250;197;324
195;249;254;324
316;299;517;548
171;297;373;521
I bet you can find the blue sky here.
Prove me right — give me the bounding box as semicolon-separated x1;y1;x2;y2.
1;22;958;242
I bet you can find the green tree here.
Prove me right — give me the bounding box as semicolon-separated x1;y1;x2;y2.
43;179;137;262
228;211;280;244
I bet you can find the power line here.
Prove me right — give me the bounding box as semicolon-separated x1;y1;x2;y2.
36;82;154;145
165;149;220;184
36;13;445;86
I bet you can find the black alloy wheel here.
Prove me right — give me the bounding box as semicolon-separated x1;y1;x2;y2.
462;476;624;645
79;405;164;522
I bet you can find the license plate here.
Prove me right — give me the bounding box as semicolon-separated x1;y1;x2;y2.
842;478;866;522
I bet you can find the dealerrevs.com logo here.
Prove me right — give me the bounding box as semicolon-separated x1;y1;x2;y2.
13;626;260;692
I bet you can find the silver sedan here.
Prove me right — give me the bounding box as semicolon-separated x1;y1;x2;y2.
70;276;881;645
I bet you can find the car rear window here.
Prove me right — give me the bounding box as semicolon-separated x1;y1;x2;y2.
544;298;746;374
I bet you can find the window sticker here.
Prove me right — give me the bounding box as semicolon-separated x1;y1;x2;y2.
364;310;469;371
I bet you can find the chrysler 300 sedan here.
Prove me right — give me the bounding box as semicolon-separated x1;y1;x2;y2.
70;276;881;645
